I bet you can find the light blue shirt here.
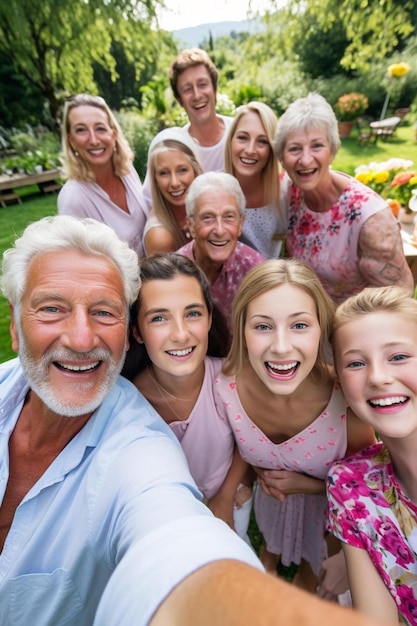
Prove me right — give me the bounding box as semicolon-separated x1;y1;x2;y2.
0;359;260;625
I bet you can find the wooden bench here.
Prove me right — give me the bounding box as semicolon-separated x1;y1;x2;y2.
0;169;63;207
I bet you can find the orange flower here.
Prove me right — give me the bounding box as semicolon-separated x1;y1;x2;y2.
390;171;417;187
386;198;401;217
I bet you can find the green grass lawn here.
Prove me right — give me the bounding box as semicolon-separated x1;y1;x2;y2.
0;187;57;362
332;123;417;174
0;123;416;363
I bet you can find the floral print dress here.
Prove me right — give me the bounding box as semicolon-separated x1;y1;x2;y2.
327;443;417;625
280;172;387;303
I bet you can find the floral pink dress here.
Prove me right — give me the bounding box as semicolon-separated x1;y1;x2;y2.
280;172;387;303
214;373;348;574
327;443;417;626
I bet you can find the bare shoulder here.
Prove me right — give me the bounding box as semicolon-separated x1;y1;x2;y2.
144;226;176;255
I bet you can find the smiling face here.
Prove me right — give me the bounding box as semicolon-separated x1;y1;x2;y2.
68;105;117;171
154;148;197;210
134;275;211;382
231;111;271;179
188;188;244;275
244;283;321;395
176;64;217;127
334;311;417;440
11;250;128;419
281;127;334;191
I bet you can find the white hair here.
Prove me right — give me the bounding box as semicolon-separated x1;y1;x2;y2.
1;215;141;308
185;171;246;218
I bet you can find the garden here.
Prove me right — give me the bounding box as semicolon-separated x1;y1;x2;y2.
1;117;417;363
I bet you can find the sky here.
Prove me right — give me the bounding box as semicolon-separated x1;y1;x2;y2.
158;0;278;31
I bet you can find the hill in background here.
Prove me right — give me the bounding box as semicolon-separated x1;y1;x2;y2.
171;19;262;48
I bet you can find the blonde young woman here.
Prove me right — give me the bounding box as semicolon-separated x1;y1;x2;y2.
143;128;203;255
58;93;148;257
214;259;375;594
328;286;417;625
224;102;286;259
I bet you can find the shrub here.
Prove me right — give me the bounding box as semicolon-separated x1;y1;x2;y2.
117;111;157;180
334;92;369;121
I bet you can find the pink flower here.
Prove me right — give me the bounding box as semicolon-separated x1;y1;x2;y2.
375;517;415;567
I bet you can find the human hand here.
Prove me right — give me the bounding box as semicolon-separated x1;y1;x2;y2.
255;468;323;501
317;551;349;602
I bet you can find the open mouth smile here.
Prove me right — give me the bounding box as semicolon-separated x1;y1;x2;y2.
265;360;299;377
166;347;194;357
368;395;408;408
54;361;101;373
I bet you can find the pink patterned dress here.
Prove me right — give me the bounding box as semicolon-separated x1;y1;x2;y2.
280;172;387;304
327;443;417;626
214;372;348;574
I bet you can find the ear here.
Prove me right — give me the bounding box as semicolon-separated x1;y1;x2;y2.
132;325;144;345
9;304;19;354
237;212;245;237
187;217;196;239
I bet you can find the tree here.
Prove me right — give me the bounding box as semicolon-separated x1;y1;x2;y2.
279;0;415;72
0;0;167;127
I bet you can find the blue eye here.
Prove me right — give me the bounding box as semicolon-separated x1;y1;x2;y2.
346;361;364;369
254;323;270;331
151;315;164;322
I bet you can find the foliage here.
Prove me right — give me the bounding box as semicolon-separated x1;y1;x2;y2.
0;0;169;125
334;93;369;121
279;0;415;72
0;126;60;174
117;111;157;181
288;11;349;78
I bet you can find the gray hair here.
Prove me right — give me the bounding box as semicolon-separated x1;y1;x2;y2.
1;215;140;309
274;92;341;162
185;171;246;218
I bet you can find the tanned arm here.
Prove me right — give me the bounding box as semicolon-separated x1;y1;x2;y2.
358;208;414;293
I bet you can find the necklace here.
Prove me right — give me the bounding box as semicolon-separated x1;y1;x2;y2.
147;368;199;421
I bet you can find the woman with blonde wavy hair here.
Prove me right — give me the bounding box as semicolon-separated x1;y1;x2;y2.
224;102;285;259
58;93;148;256
214;258;375;595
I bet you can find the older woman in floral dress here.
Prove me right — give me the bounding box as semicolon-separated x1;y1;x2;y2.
275;92;414;303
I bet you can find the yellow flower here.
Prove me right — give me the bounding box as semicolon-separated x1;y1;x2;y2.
372;170;389;184
355;171;372;185
387;62;411;78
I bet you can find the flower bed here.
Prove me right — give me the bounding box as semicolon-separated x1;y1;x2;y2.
355;158;417;214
